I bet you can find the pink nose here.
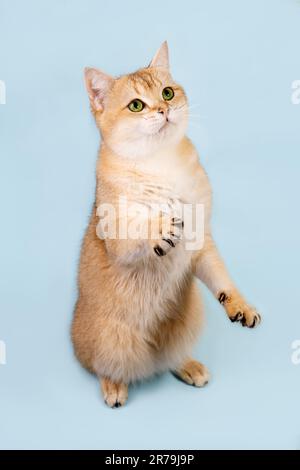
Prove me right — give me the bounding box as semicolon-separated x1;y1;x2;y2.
157;108;168;120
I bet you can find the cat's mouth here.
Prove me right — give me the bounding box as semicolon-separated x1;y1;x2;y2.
142;115;175;137
157;118;173;134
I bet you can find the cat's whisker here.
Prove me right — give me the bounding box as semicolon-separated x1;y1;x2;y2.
179;112;207;120
188;121;206;130
188;103;203;109
188;114;207;118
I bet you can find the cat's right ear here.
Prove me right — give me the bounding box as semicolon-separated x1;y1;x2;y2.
84;67;114;112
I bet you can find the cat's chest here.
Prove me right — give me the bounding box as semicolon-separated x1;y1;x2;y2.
161;163;207;204
136;151;211;206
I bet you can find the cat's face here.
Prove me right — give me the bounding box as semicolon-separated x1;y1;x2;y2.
85;42;188;158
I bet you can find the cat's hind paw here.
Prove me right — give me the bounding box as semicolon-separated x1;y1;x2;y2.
101;378;128;408
173;359;210;387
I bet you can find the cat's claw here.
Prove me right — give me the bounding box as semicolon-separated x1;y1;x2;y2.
153;216;184;257
230;311;244;322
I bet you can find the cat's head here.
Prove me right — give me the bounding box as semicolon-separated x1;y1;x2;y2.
84;42;188;158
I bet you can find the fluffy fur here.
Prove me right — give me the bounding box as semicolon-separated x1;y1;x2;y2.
72;42;261;407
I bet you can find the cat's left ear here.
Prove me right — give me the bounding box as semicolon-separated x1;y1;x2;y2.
149;41;169;69
84;67;114;112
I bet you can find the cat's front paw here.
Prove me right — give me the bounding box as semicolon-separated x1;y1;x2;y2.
153;216;184;257
218;291;261;328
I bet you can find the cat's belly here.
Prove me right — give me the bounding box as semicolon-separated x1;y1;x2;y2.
92;265;203;383
114;244;192;328
75;206;204;383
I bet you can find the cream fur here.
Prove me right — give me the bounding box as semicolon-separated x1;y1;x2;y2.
71;42;261;407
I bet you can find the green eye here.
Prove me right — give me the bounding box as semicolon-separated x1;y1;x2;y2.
128;99;144;112
162;87;174;101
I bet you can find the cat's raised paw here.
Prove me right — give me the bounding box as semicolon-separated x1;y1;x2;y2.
101;378;128;408
218;291;261;328
173;359;210;387
153;216;184;257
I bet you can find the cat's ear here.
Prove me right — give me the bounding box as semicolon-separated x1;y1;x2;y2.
84;67;114;112
149;41;169;69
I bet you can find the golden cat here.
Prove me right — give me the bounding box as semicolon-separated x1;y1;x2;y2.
71;42;261;408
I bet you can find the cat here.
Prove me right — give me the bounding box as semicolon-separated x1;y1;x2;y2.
71;42;261;408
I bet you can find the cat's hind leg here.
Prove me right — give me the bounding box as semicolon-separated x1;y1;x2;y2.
173;359;210;387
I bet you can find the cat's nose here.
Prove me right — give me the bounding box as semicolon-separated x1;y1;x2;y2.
157;107;168;119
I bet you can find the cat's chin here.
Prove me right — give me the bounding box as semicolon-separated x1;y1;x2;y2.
105;121;186;159
157;119;173;135
141;119;171;137
146;119;181;141
106;135;179;160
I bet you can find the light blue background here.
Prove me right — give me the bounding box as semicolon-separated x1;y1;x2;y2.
1;0;300;450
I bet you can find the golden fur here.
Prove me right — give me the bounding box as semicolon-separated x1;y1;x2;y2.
71;42;261;407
